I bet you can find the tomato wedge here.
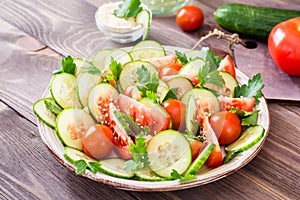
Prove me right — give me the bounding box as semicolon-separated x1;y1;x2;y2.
218;55;236;78
116;94;170;135
219;97;255;112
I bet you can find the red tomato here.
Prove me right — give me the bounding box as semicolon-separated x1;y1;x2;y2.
209;111;242;145
189;139;204;161
176;5;204;31
219;97;255;112
162;99;186;132
81;124;114;159
218;55;236;78
117;94;170;135
159;63;182;78
205;145;223;167
159;66;179;78
268;17;300;76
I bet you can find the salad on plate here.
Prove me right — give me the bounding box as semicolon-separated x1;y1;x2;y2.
33;40;267;185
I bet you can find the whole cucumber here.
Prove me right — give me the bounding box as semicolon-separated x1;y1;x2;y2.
214;3;300;41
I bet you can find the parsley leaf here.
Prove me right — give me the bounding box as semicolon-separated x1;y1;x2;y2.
199;47;221;69
87;162;102;173
114;0;142;19
241;110;260;126
175;50;189;65
44;99;62;115
230;107;260;126
119;112;142;136
124;135;149;172
61;55;77;75
74;159;87;174
109;58;122;80
198;62;224;88
234;73;264;104
136;65;159;101
170;169;195;181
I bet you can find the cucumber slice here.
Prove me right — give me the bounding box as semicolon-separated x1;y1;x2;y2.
178;58;205;80
219;71;238;97
92;49;112;71
135;167;168;181
99;158;135;179
181;88;220;115
87;83;119;123
56;108;95;150
183;50;203;61
50;73;82;109
185;142;215;175
225;125;265;153
74;58;93;77
185;96;198;135
64;146;96;164
157;80;169;103
119;60;157;91
76;72;100;107
104;49;132;68
136;9;151;40
147;130;192;178
130;40;166;60
33;98;57;129
167;77;193;99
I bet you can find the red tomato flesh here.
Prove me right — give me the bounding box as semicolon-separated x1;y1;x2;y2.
220;97;255;112
116;94;170;135
218;55;236;78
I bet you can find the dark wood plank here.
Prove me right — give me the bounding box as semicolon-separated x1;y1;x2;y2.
0;18;61;123
0;102;137;200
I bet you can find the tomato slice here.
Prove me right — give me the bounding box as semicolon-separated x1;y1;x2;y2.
218;55;236;78
205;145;223;167
108;103;133;159
116;94;170;135
219;97;255;112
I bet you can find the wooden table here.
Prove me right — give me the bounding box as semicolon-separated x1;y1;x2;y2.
0;0;299;199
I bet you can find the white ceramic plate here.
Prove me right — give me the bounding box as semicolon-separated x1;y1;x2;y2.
37;45;270;191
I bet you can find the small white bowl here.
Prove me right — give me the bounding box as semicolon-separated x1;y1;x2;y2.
95;2;151;43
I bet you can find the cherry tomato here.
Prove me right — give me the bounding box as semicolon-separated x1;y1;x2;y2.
162;99;186;132
189;138;204;161
205;145;223;167
209;111;242;145
81;124;114;159
176;5;204;31
268;17;300;76
219;97;255;112
218;55;236;78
